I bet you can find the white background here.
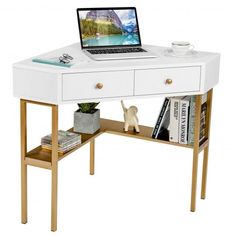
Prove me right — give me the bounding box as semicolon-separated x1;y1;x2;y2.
0;0;235;235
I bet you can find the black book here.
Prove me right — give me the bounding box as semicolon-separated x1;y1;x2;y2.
152;98;170;139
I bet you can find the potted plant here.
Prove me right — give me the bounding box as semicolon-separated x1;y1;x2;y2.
73;102;100;134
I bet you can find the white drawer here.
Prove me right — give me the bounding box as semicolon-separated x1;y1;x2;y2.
62;70;134;101
134;67;201;95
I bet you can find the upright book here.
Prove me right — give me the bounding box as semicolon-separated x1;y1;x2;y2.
179;97;190;144
187;96;196;145
152;98;170;139
188;93;208;145
169;96;183;143
157;102;170;140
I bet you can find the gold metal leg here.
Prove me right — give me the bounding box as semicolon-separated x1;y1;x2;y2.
90;139;95;175
51;105;58;232
190;95;202;212
201;89;213;199
21;100;27;224
201;146;209;199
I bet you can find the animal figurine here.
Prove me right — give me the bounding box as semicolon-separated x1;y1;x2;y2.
121;100;140;133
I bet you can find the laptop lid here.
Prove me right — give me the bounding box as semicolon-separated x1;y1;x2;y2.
76;7;142;49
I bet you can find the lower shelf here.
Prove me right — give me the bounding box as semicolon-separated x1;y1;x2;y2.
25;118;206;169
100;119;193;149
25;128;102;169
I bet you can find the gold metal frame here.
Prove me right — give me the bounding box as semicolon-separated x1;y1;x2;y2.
20;89;213;231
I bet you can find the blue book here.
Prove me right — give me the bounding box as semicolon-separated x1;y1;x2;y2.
32;57;73;68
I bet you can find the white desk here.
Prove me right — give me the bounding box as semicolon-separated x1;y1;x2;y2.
13;43;220;231
13;43;220;104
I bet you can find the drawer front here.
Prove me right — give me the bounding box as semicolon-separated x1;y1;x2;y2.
62;70;134;100
135;67;201;95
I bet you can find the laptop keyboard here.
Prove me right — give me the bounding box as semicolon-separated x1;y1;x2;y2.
87;48;147;54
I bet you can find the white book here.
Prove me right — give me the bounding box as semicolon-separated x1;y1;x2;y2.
179;97;190;144
169;97;182;142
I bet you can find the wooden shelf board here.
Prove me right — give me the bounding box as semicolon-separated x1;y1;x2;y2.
25;156;52;169
25;118;196;168
26;146;53;163
100;119;193;149
26;129;103;165
58;130;102;161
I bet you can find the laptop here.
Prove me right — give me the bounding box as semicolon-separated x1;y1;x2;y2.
76;7;157;61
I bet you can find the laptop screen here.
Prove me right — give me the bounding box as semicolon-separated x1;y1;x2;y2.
77;7;142;49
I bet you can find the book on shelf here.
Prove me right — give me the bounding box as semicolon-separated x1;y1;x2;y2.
41;142;80;154
32;57;73;68
152;98;170;139
157;102;170;141
41;130;80;146
187;96;196;145
188;94;208;145
179;96;191;144
169;96;183;143
152;93;208;146
41;130;81;154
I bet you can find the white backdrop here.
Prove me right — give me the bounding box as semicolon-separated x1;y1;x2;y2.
0;0;235;235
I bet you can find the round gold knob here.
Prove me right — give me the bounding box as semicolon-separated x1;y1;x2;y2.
165;78;173;85
96;83;103;89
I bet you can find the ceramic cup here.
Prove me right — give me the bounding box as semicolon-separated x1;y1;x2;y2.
171;41;194;56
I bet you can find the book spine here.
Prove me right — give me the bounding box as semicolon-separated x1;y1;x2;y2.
154;98;170;139
169;98;180;142
42;141;81;153
188;94;208;145
152;98;170;138
179;99;190;144
187;96;196;145
42;136;81;147
199;102;207;143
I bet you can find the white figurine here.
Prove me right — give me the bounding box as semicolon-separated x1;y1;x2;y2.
121;100;140;133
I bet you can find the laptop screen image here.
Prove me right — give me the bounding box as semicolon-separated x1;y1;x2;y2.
77;7;142;49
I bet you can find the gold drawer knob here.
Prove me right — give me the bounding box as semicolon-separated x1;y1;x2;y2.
165;78;173;85
96;83;103;89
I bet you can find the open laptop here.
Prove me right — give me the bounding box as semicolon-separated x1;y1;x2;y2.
76;7;157;61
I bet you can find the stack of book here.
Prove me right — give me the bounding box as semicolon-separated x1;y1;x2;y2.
151;94;207;145
41;130;81;154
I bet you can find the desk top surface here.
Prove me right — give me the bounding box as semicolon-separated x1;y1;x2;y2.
13;43;220;74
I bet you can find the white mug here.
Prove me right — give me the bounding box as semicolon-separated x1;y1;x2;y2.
171;41;194;55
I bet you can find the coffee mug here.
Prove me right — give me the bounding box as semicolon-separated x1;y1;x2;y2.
171;41;194;55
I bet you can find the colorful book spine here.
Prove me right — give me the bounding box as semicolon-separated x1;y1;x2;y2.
179;97;190;144
152;98;170;138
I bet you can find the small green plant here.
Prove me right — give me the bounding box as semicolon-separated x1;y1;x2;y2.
77;102;99;113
